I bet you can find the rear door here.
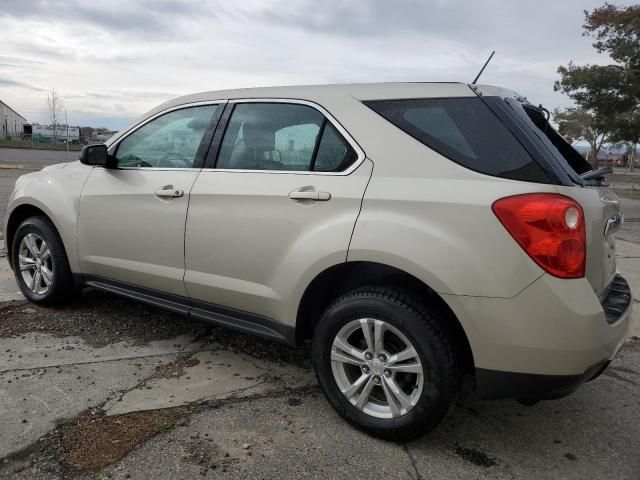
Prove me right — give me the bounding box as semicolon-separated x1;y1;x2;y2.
184;100;372;322
78;103;222;297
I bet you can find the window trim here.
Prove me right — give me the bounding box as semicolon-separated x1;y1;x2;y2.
203;98;365;176
364;96;560;185
106;100;227;171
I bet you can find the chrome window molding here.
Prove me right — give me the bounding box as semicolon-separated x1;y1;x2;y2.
105;100;228;166
103;98;366;176
204;98;366;176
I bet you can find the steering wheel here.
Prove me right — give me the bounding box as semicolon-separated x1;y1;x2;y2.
157;152;190;168
118;154;152;168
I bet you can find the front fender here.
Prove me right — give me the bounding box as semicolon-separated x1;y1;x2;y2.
5;162;92;272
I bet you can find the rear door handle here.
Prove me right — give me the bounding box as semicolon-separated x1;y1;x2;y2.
154;186;184;199
288;188;331;202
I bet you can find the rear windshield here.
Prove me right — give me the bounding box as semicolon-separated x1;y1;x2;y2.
364;97;550;183
505;99;592;177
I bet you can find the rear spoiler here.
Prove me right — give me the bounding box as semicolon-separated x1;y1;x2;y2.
580;167;612;181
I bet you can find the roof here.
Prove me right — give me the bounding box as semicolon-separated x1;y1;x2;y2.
0;99;26;122
108;81;513;147
160;81;476;108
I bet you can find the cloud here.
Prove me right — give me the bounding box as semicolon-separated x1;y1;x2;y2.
0;78;45;91
0;0;215;38
0;0;636;129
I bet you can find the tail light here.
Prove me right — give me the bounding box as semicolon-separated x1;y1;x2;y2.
492;193;586;279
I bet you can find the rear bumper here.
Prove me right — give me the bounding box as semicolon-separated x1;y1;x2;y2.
443;274;632;400
475;360;611;401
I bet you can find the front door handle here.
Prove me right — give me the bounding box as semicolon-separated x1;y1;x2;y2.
289;188;331;202
154;186;184;199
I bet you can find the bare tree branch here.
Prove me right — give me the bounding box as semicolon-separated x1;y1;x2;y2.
46;88;63;144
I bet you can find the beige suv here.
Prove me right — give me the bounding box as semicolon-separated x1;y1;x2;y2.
4;83;632;440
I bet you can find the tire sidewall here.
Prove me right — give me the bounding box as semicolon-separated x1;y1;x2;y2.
11;218;66;303
313;292;455;439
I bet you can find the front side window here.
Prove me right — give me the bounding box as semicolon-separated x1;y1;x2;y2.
365;97;549;183
115;105;218;169
216;102;358;172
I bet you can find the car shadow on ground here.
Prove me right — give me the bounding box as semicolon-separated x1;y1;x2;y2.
0;288;312;366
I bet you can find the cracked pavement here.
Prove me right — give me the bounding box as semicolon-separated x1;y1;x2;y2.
0;150;639;478
0;247;638;479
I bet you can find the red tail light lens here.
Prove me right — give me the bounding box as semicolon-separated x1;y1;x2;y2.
492;193;586;279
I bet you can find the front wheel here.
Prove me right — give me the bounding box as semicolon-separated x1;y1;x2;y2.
312;287;458;441
11;216;74;305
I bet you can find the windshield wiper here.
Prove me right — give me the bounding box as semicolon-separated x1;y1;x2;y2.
581;167;612;181
537;104;551;135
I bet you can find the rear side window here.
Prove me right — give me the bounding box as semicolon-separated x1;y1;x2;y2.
313;123;358;172
365;97;549;183
215;102;359;172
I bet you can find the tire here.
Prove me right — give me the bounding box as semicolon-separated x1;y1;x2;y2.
312;287;458;441
11;216;75;305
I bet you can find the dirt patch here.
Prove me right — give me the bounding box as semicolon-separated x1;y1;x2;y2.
181;437;241;475
626;336;640;347
453;444;497;468
207;327;311;369
153;354;202;379
0;290;205;347
0;289;311;366
62;409;187;471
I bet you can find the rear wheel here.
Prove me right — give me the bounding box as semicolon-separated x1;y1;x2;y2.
11;216;74;305
312;287;458;441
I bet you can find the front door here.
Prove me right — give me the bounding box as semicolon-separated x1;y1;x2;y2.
78;103;221;297
184;101;372;322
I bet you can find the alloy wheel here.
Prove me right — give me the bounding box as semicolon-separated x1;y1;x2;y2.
330;318;424;419
18;233;53;295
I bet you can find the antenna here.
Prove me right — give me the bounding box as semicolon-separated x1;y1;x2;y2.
471;50;495;85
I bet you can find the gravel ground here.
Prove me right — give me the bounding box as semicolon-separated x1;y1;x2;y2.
3;353;639;480
0;151;638;479
0;290;312;367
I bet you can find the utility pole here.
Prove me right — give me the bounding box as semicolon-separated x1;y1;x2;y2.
65;109;70;162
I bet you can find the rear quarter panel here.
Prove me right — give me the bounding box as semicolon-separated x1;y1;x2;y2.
342;98;557;299
349;174;556;298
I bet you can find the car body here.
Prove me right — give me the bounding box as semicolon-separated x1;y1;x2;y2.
4;82;632;439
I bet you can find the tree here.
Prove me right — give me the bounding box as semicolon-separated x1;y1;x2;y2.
553;107;610;168
45;88;63;144
609;109;640;170
554;3;640;168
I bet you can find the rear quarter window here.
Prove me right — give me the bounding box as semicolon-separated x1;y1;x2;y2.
364;97;550;183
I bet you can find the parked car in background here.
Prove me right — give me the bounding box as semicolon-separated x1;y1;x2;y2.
3;82;631;440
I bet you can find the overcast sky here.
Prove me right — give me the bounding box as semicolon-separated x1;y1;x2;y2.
0;0;633;130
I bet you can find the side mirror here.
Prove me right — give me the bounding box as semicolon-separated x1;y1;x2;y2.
79;144;113;167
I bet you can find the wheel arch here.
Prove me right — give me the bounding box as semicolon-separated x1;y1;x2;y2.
295;261;475;375
5;203;65;269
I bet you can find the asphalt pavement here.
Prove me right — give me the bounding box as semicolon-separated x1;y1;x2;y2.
0;148;639;479
0;148;72;223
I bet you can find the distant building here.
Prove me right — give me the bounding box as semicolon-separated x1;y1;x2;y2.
576;145;632;167
32;124;80;144
0;100;26;139
78;127;118;144
79;126;94;144
93;130;118;142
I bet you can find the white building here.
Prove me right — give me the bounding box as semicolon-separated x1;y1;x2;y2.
0;100;26;139
32;124;80;143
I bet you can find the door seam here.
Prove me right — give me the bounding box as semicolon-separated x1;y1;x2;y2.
346;158;374;262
